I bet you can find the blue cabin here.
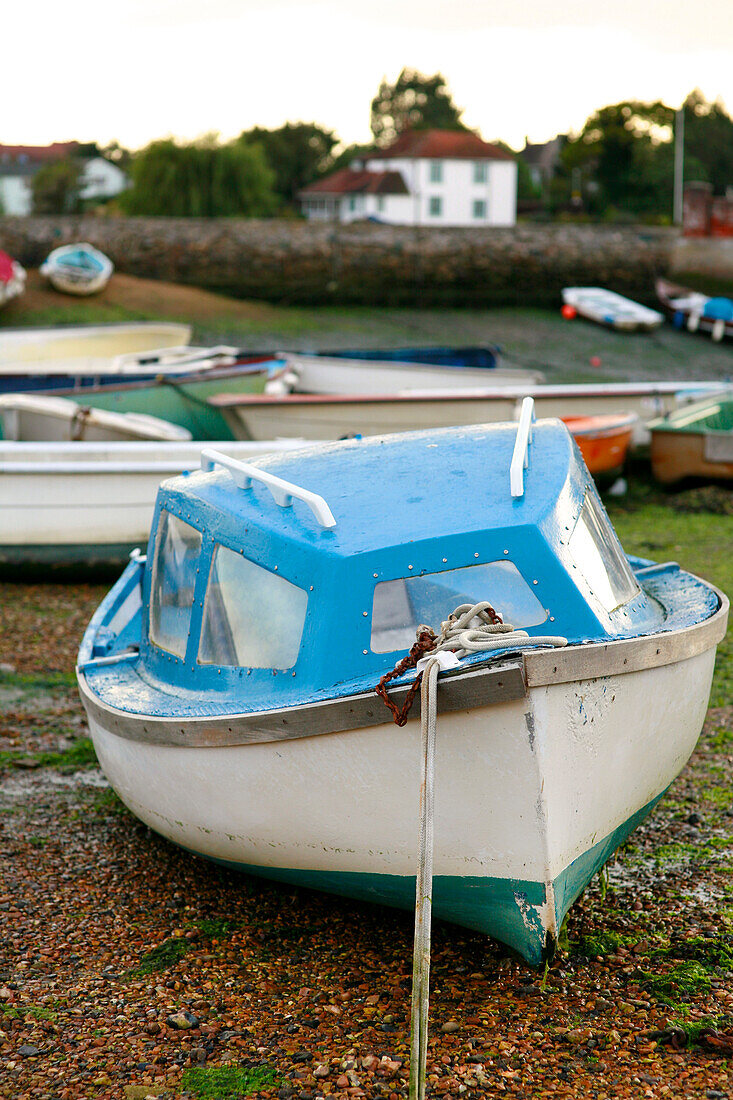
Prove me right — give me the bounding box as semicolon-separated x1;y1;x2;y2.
79;419;707;713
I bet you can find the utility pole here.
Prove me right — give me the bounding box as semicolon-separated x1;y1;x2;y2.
673;106;685;225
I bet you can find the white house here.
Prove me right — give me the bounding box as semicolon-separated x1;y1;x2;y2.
300;130;518;227
0;144;128;215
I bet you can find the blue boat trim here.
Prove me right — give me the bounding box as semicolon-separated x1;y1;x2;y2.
181;790;666;966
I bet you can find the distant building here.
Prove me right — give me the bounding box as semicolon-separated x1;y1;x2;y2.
300;129;518;227
520;134;566;191
0;143;128;215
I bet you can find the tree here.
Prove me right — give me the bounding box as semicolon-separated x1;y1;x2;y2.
31;159;83;214
561;92;733;218
239;123;337;209
370;69;468;147
683;89;733;194
122;136;277;217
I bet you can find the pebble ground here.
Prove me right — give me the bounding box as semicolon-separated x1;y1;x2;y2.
0;568;731;1100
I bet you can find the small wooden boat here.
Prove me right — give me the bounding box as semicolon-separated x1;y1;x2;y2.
0;250;26;308
0;394;192;443
0;321;192;371
0;438;321;567
40;242;114;296
269;353;543;396
649;393;733;483
562;287;663;331
76;416;727;964
210;381;726;449
561;412;637;475
656;277;733;342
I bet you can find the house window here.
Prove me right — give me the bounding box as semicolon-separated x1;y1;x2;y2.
349;196;356;211
473;162;487;184
429;161;443;183
473;199;487;219
376;195;386;212
429;196;442;217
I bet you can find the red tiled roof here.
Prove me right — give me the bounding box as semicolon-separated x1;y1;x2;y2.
300;168;409;196
370;129;513;161
0;142;80;164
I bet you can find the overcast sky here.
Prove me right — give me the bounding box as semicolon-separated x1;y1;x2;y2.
6;0;732;151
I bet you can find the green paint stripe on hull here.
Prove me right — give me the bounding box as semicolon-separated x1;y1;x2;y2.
552;790;667;928
56;371;268;441
183;791;666;966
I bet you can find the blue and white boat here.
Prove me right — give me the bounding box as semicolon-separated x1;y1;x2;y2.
76;411;727;964
40;242;114;296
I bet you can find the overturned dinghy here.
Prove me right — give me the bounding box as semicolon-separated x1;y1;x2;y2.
77;415;727;964
40;242;113;296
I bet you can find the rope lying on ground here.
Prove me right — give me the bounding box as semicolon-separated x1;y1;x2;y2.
375;600;567;726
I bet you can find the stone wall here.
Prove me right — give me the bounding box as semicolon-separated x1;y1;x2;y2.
0;216;679;307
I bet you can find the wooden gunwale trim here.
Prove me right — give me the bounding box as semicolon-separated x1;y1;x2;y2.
78;591;727;748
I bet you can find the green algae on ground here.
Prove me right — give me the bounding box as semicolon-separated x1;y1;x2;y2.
129;936;191;977
181;1065;281;1098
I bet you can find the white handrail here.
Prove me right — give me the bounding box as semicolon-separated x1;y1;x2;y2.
510;396;535;498
200;448;336;529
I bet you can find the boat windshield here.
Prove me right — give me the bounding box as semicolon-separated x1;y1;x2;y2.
371;560;547;653
568;491;639;613
198;545;308;669
149;511;202;659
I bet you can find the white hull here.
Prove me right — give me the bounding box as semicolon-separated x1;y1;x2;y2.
86;648;714;938
562;288;664;331
278;353;544;395
0;394;192;443
218;383;726;448
0;439;323;557
0;322;192;367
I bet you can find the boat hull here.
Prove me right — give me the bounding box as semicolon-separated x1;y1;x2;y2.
82;647;715;964
0;322;191;366
212;385;725;449
280;353;544;395
48;364;272;440
0;439;322;566
651;430;733;483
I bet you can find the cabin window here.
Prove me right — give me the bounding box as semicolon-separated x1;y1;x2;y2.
568;491;639;612
198;546;307;669
371;560;547;653
149;511;202;659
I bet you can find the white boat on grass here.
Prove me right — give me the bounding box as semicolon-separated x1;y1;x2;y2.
562;287;664;331
40;242;114;296
0;438;321;567
269;352;544;395
76;418;727;963
0;321;191;370
210;380;727;449
0;394;192;444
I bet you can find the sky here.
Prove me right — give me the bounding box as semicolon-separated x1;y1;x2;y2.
5;0;732;152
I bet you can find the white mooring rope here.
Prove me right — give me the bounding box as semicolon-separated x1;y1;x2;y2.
408;603;567;1100
410;655;439;1100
